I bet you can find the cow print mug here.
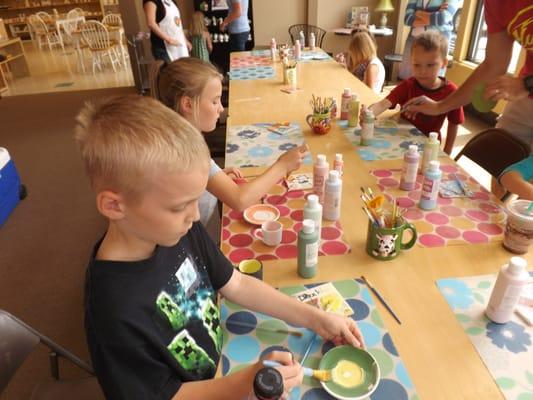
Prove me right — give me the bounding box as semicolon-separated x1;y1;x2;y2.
365;217;417;261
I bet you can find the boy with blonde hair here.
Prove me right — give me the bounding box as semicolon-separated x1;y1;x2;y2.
363;30;464;154
76;95;364;400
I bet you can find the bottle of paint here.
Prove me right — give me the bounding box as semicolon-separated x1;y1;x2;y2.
333;153;343;176
330;98;337;119
421;132;440;173
309;32;316;50
303;194;322;235
299;31;305;49
400;145;420;191
340;88;351;120
294;40;301;60
360;109;374;145
248;367;284;400
348;94;360;127
419;160;441;210
270;38;277;62
297;219;319;278
486;256;529;324
323;170;342;221
313;154;329;203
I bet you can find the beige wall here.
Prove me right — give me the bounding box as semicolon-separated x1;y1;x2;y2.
253;0;307;46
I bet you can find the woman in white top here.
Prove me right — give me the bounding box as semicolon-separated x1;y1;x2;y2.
335;29;385;94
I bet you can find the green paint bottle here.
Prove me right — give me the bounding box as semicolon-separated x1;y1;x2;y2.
297;219;319;278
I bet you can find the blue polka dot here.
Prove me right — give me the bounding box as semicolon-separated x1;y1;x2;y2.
260;345;291;359
371;139;391;149
304;282;324;289
303;154;313;164
289;387;301;400
279;143;297;151
370;378;408;400
353;129;362;137
220;304;229;322
226;336;260;363
409;128;423;136
221;355;230;375
337;120;349;129
358;321;382;348
302;387;336;399
346;299;370;321
376;127;397;135
361;287;374;305
289;331;320;358
382;333;399;356
358;149;379;161
396;362;414;389
226;311;257;334
248;145;274;158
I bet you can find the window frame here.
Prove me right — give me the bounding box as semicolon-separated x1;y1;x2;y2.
466;0;485;64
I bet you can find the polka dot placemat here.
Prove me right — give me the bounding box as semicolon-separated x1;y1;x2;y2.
220;183;351;264
300;50;332;62
220;279;419;400
437;272;533;400
228;66;276;80
370;165;506;247
230;54;272;69
226;123;312;168
340;120;446;161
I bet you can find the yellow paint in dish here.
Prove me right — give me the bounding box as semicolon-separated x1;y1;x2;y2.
331;360;364;388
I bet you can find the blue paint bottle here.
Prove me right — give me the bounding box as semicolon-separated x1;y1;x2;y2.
419;160;441;210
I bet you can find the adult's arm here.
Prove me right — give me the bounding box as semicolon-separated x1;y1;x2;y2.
143;1;180;45
220;1;242;31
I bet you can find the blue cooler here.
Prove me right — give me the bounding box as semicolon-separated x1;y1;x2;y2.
0;148;22;227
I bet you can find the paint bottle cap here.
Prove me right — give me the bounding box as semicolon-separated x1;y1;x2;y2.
254;367;284;399
302;219;315;234
316;154;327;165
335;153;343;162
343;88;351;96
351;94;359;101
328;170;340;182
508;257;527;275
428;160;440;171
408;145;418;154
428;132;439;142
307;194;319;208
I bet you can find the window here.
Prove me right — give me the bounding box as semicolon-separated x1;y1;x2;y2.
467;1;523;73
448;0;464;56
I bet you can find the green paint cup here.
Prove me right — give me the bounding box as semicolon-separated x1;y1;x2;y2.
365;217;417;261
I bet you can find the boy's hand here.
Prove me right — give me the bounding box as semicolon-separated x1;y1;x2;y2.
278;144;309;175
360;104;368;123
485;75;529;102
261;350;304;391
402;95;440;118
335;52;346;66
224;167;243;179
311;311;365;348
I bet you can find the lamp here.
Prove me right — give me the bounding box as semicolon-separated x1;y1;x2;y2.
375;0;394;28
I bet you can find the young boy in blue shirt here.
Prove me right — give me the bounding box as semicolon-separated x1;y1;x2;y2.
75;95;364;400
499;155;533;200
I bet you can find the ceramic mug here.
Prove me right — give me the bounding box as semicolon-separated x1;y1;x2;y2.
366;217;417;261
306;112;331;135
283;66;297;89
237;259;263;280
254;220;282;246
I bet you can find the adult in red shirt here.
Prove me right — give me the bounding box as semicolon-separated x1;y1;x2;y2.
406;0;533;150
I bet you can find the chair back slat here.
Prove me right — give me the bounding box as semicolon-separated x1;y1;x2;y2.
81;20;111;51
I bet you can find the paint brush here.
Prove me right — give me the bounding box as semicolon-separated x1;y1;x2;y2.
361;276;401;325
225;320;303;337
452;173;467;196
263;360;332;382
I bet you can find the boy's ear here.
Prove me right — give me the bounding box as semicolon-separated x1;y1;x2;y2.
179;95;194;116
96;190;126;221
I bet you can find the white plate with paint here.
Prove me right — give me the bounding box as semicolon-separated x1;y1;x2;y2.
243;204;280;225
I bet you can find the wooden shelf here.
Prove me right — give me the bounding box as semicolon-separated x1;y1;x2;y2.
6;2;100;11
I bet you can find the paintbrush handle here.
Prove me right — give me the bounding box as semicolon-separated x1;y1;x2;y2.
263;361;314;377
225;320;303;337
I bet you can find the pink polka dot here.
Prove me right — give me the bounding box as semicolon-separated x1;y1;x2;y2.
275;245;298;258
229;210;244;220
436;226;461;239
478;223;503;235
425;212;449;225
291;210;304;221
463;230;489;244
277;205;290;217
373;169;393;177
379;178;399;187
440;205;462;217
407;191;421;201
229;248;255;263
465;209;489;222
404;208;424;220
480;202;501;214
256;254;278;261
437;196;453;205
377;184;385;191
282;230;297;243
229;234;253;247
397;197;415;208
440;165;457;173
416;175;425;183
321;227;341;240
222;229;231;241
414;182;422;190
334;221;342;229
267;195;286;205
222;217;231;227
419;234;446;247
293;222;303;232
286;190;304;198
473;191;490;201
321;241;349;254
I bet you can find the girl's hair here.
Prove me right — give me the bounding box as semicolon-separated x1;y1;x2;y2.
346;30;377;72
190;11;207;36
151;57;223;122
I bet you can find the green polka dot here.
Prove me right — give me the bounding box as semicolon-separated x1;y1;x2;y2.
256;320;288;344
228;363;252;375
279;285;307;296
410;395;421;400
455;314;471;323
370;309;384;328
473;292;485;304
526;370;533;385
496;377;516;390
517;393;533;400
367;348;394;377
477;281;491;289
466;326;485;335
224;300;243;311
333;280;360;298
302;356;322;387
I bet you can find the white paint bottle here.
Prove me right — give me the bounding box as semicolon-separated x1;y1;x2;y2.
323;170;342;221
313;154;329;204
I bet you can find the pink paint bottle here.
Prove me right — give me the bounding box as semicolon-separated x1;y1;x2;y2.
399;145;420;191
313;154;329;203
340;88;351;120
333;153;343;177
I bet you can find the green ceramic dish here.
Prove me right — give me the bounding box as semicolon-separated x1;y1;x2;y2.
319;345;380;400
472;82;497;113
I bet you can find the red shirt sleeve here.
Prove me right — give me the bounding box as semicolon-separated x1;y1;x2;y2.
484;0;505;34
447;106;465;125
386;80;409;108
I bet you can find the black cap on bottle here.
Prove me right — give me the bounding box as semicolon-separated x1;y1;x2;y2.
253;367;284;399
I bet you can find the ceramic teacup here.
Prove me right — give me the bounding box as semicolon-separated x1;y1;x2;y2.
253;220;282;246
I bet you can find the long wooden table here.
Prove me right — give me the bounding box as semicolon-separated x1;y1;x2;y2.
224;52;531;400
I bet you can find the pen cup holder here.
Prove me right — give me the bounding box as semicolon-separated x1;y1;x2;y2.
365;218;417;261
306;112;331;135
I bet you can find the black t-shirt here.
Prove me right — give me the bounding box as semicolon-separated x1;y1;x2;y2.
85;222;234;400
143;0;166;52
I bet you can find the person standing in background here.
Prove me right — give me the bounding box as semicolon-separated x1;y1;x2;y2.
398;0;459;80
189;11;213;62
220;0;250;53
143;0;192;63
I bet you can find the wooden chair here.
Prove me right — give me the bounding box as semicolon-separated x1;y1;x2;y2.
66;8;81;20
102;13;122;27
288;24;327;48
0;309;105;400
80;20;121;73
27;14;64;52
454;128;530;201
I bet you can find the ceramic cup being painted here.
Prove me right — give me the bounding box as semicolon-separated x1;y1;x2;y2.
306;111;331;135
254;220;282;246
503;199;533;255
237;259;263;280
366;217;417;261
